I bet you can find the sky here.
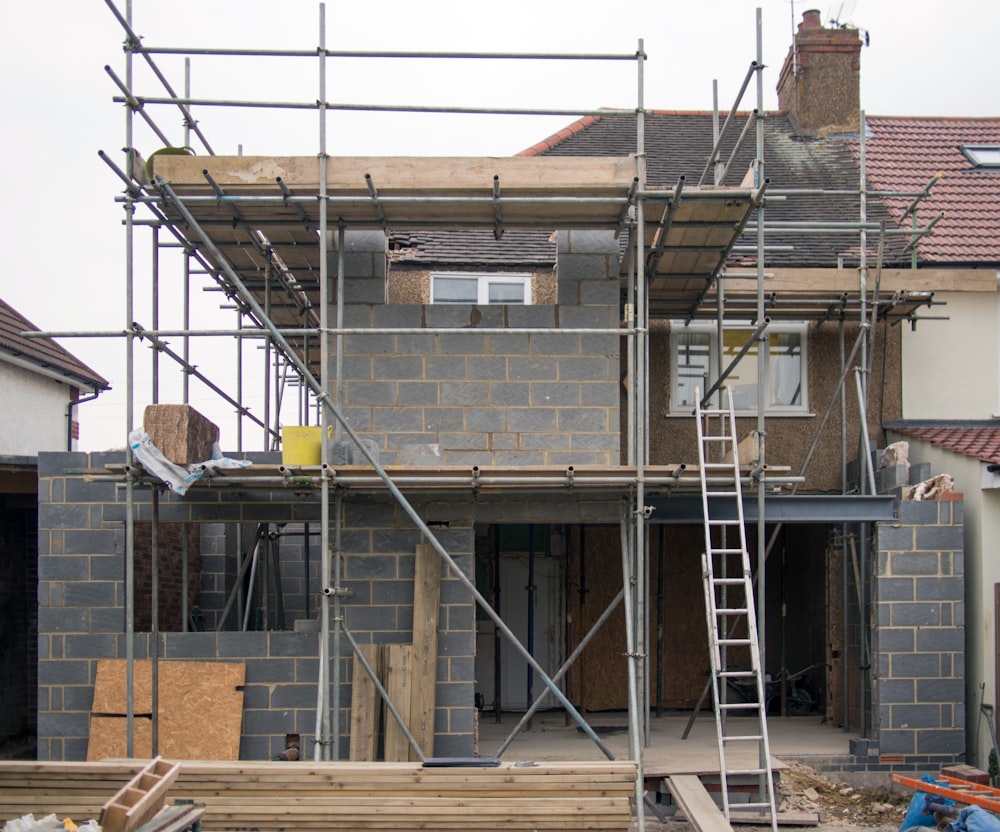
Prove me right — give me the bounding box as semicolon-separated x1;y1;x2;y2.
0;0;997;453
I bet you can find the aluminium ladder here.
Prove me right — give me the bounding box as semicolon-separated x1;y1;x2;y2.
694;387;777;829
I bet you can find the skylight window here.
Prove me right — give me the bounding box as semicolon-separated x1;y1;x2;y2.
961;145;1000;168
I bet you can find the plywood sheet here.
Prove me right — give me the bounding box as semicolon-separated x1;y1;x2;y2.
349;644;382;762
410;544;440;761
88;660;245;761
382;644;414;762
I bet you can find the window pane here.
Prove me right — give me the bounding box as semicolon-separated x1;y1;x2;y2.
768;331;803;406
433;276;478;303
722;328;758;410
488;282;525;304
675;332;711;407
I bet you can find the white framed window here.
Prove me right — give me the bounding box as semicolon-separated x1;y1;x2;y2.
670;321;808;414
431;272;532;305
960;145;1000;169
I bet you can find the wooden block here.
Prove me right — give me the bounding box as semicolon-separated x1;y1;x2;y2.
100;757;180;832
349;644;382;762
143;404;220;464
410;544;441;761
383;644;414;762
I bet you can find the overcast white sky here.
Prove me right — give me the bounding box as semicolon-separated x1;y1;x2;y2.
0;0;997;453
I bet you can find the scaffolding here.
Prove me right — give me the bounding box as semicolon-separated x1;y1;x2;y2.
27;2;950;829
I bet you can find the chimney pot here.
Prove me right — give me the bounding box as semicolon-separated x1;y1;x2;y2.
800;9;822;30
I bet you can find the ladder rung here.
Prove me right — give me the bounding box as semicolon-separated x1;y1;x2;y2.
712;577;745;585
702;462;732;469
719;702;760;711
702;436;732;442
706;519;741;527
739;802;777;811
715;608;749;615
721;735;765;744
719;670;755;678
706;490;739;497
709;547;744;555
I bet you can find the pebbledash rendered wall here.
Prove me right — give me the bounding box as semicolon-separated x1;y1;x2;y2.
34;229;624;761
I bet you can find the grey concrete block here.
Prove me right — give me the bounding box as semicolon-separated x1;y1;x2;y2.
915;525;963;552
558;253;613;279
246;658;296;685
348;381;397;406
440;382;489;406
579;279;621;305
897;501;941;525
916;729;965;755
465;408;506;432
397;382;440;406
890;703;944;729
877;628;915;652
343;277;387;304
434;733;474;757
425;305;474;328
345;554;398;580
63;581;117;608
346;332;396;354
396;332;437;356
438;630;474;656
39;504;91;531
559;305;613;329
372;580;414;605
558;279;580;305
373;407;424;432
438;333;488;356
916;678;965;704
891;602;940;627
448;705;476;735
270;684;316;709
520;433;569;451
530;381;581;406
530;332;582;356
38;659;91;686
579;333;620;356
38;608;89;634
506;305;556;329
467;356;508;380
488;332;532;355
39;556;90;582
571;433;620;451
164;633;219;659
559;356;614;381
37;452;90;477
374;304;424;328
508;408;558;432
218;632;269;657
508;357;556;381
891;653;942;678
915;628;964;652
877;578;915;602
563;230;619;254
877;729;916;754
440;432;489;451
64;634;116;660
425;355;467;379
374;354;424;380
888;551;942;576
878;679;915;704
916;576;963;602
877;525;915;552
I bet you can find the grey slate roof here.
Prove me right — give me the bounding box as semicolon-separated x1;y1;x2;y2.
0;298;109;391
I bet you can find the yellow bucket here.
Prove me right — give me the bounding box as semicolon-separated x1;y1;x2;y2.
281;426;322;465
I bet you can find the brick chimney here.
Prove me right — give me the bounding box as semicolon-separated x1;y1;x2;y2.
776;9;863;137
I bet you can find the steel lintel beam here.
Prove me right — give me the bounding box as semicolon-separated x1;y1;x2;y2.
644;494;896;524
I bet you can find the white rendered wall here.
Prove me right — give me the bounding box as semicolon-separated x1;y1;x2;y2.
0;360;71;455
901;291;1000;420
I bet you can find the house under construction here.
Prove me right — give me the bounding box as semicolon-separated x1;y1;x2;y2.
18;5;979;831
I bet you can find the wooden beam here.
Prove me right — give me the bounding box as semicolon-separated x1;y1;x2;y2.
349;643;382;762
762;268;995;294
382;644;415;762
666;775;735;832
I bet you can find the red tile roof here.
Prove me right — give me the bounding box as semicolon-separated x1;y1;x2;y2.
892;425;1000;465
0;298;109;390
850;117;1000;264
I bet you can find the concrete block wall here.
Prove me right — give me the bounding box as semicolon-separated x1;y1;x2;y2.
36;450;477;761
330;229;621;466
873;498;965;765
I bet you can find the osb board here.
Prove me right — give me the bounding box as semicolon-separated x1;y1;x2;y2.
88;660;245;761
88;715;154;760
566;525;710;711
